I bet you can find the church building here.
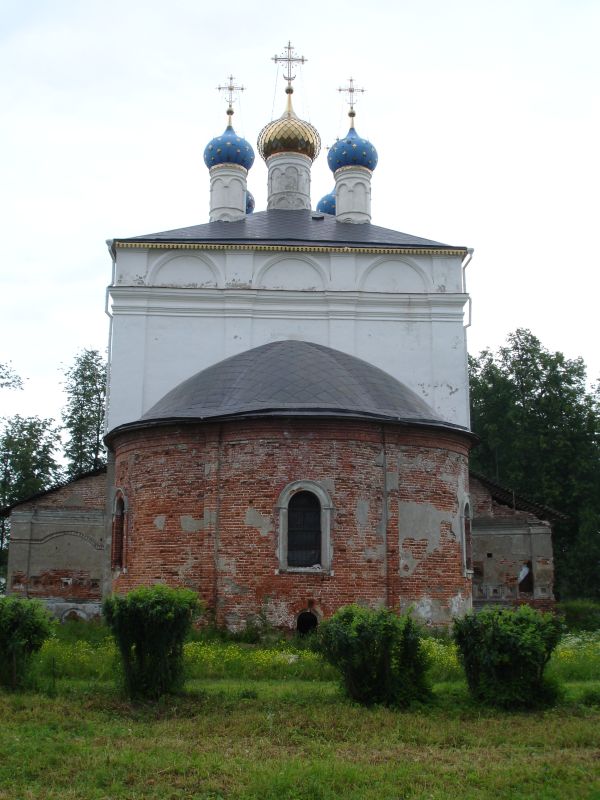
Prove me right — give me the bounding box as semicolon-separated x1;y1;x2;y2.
4;45;556;629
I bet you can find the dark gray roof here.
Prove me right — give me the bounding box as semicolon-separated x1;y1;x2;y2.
107;341;471;438
114;210;465;252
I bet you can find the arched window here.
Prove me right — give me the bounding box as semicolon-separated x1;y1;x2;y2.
276;481;333;573
111;493;126;570
462;501;473;575
288;492;321;567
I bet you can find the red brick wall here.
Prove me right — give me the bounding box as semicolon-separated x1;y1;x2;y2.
16;472;107;512
110;420;472;628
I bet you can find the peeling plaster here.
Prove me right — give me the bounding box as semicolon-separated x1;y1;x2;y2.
355;499;369;529
180;510;215;533
386;471;399;491
176;547;196;581
398;502;452;575
222;577;251;596
264;597;295;629
244;507;273;537
217;555;237;575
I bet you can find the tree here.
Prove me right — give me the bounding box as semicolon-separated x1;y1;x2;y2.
0;416;62;583
469;329;600;598
0;363;23;391
62;349;107;478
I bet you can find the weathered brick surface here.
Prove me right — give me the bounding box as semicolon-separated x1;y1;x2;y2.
11;570;101;600
110;419;472;628
15;472;107;512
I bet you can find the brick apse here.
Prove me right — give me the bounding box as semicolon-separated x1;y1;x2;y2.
105;342;475;629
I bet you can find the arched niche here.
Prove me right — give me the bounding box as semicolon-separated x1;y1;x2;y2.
359;258;430;293
255;257;326;290
150;254;220;287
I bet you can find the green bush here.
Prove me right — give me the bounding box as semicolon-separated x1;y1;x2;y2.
103;585;202;700
314;605;431;707
453;605;563;708
0;596;54;689
557;600;600;632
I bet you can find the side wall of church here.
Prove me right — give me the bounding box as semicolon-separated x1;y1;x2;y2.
7;472;106;620
106;247;469;432
470;476;555;610
109;420;472;628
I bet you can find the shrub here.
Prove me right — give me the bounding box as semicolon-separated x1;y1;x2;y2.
453;605;563;708
0;596;54;689
103;585;202;700
314;604;431;707
557;600;600;632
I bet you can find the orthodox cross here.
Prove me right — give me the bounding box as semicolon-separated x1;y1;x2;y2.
217;75;245;115
338;77;365;116
272;41;307;86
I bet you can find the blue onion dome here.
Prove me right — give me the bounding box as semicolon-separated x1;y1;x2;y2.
316;189;336;215
204;110;255;171
327;114;378;172
246;190;255;214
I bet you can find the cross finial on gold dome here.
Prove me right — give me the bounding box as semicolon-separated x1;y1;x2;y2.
217;75;245;117
272;41;307;87
338;77;365;117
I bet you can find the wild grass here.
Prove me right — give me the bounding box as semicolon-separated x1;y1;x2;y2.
4;622;599;798
30;623;600;686
1;678;599;799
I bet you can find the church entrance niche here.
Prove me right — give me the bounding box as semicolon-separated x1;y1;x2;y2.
287;491;321;567
297;611;318;635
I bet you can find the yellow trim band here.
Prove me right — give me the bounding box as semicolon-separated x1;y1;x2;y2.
114;241;466;257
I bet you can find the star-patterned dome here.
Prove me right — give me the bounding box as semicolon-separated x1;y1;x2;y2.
327;121;377;172
316;189;336;215
204;116;255;171
246;190;255;214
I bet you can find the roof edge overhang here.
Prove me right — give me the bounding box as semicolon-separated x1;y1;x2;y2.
105;409;477;448
112;241;468;257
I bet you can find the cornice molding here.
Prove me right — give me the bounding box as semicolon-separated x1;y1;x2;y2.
115;241;466;257
108;286;469;321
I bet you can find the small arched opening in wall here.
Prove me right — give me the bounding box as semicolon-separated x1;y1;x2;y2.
297;610;319;635
60;608;88;624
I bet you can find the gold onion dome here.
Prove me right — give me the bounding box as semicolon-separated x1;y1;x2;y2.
257;88;321;163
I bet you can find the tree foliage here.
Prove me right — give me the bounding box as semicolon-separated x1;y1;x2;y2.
0;415;62;554
62;349;107;478
469;329;600;598
0;363;23;391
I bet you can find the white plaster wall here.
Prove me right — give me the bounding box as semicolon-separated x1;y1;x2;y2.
107;246;470;432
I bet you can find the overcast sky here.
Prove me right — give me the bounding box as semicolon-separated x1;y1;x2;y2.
1;0;599;423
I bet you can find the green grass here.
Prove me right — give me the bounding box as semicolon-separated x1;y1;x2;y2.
1;678;599;799
5;622;600;798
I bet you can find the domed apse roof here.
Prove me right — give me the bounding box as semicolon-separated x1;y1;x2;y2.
111;342;470;436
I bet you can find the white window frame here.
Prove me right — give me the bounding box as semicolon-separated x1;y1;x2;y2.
276;481;334;574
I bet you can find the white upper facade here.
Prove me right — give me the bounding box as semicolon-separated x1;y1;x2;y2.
106;237;471;432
